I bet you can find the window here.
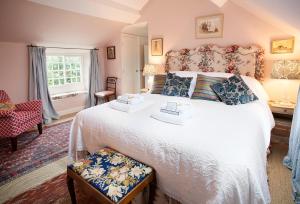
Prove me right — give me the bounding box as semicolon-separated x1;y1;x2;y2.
46;50;90;96
46;55;82;87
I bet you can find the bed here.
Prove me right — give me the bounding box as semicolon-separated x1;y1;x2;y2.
68;45;275;204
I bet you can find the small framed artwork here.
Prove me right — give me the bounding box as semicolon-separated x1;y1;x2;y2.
271;37;294;54
151;38;163;56
195;14;224;39
107;46;116;59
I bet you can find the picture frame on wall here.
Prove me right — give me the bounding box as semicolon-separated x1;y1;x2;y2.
151;38;163;56
107;46;116;59
271;37;294;54
195;14;224;39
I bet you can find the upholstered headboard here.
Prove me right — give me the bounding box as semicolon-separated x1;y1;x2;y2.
165;44;264;80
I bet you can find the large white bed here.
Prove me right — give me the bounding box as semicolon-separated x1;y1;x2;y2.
68;71;274;204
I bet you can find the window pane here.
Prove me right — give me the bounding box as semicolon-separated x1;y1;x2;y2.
66;71;71;77
48;72;53;78
65;64;70;70
77;77;80;82
60;79;64;85
76;70;80;76
54;79;59;85
59;71;64;77
72;78;76;82
71;63;75;69
53;64;58;70
48;64;53;70
66;78;71;83
59;63;64;70
76;64;80;69
48;79;53;86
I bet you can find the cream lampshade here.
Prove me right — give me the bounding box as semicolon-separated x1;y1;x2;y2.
143;64;163;89
271;60;300;107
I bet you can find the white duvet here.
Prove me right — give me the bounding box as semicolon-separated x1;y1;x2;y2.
69;73;274;204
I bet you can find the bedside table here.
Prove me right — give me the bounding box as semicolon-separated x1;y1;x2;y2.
269;101;295;145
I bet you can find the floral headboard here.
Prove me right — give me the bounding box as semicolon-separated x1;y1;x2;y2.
165;44;264;80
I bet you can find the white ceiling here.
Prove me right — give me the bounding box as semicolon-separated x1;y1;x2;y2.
28;0;150;24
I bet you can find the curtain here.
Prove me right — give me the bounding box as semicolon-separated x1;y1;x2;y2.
86;49;103;108
283;86;300;203
29;46;59;124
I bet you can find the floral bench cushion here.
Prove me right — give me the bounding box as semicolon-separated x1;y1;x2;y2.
68;147;153;203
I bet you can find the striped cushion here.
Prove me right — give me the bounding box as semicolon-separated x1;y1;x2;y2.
191;74;225;101
151;74;166;94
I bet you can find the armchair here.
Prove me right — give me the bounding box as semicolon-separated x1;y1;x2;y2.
0;90;43;151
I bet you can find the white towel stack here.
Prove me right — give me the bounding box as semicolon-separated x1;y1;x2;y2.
109;94;145;113
117;94;144;104
151;100;193;125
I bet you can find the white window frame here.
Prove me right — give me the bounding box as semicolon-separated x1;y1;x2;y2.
46;49;90;96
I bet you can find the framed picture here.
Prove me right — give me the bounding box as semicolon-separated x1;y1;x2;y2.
151;38;163;56
195;14;224;39
271;37;294;54
107;46;116;59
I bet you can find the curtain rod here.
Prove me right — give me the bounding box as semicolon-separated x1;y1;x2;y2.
28;45;98;51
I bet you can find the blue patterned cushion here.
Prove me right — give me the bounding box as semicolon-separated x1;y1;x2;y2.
68;148;153;203
162;73;192;97
211;75;258;105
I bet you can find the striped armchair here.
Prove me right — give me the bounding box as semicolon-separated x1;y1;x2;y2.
0;90;43;151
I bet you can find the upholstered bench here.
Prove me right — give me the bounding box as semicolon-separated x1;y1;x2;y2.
67;147;155;204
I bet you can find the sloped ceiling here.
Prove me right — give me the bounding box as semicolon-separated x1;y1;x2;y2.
231;0;300;34
0;0;126;47
28;0;150;24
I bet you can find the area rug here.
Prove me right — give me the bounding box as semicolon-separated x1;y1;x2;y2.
4;173;88;204
0;121;72;186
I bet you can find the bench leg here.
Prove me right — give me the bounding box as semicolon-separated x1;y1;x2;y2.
67;175;77;204
11;137;17;151
149;180;156;204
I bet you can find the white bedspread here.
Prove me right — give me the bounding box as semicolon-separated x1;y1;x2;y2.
69;93;274;204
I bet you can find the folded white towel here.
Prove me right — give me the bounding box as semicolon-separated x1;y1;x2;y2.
151;109;192;125
160;100;191;115
109;100;150;113
117;94;144;105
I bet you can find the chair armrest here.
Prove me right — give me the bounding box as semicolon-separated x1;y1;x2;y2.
15;100;42;112
0;110;16;118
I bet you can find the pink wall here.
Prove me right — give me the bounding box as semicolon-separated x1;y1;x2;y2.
135;0;300;102
0;42;28;103
0;0;122;115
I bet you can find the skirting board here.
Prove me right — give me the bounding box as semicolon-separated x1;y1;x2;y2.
57;106;85;116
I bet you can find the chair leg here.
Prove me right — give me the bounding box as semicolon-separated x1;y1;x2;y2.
11;137;17;151
95;96;98;106
37;123;43;134
67;175;77;204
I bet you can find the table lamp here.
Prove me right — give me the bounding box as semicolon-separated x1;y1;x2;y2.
143;64;162;89
271;59;300;107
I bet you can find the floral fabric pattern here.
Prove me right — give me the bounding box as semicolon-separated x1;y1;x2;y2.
211;75;258;105
68;147;153;203
162;73;192;97
165;44;264;80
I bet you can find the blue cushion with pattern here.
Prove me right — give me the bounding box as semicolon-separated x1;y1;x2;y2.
162;73;192;97
211;75;258;105
68;148;153;203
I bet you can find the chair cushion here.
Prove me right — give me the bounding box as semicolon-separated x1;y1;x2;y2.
68;147;153;203
0;102;15;111
95;91;114;97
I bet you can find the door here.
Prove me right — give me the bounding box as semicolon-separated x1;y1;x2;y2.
121;34;141;94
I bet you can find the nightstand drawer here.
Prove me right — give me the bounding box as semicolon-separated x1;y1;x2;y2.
270;106;294;115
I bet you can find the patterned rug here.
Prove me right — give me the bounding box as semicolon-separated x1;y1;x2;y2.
0;121;72;186
4;173;89;204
